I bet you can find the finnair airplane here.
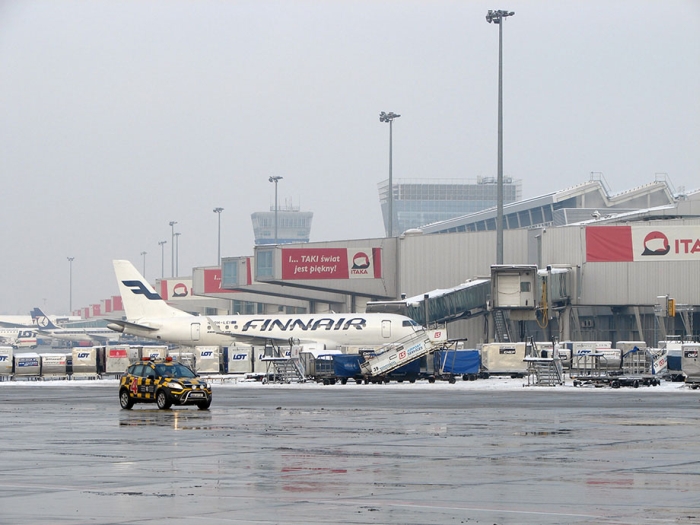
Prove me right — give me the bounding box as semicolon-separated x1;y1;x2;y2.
108;260;423;349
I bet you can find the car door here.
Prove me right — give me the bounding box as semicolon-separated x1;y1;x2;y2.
141;364;157;400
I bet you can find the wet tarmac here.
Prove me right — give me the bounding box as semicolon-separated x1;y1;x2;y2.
0;382;699;524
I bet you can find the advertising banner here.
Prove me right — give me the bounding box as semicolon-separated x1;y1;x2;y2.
281;248;381;280
203;269;238;294
586;225;700;262
160;279;193;300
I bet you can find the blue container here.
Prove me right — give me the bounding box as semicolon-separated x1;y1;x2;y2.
332;354;364;378
434;349;480;375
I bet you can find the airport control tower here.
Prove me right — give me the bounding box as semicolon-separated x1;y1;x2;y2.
251;200;313;245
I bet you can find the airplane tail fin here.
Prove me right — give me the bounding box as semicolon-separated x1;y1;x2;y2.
113;260;191;320
30;308;59;329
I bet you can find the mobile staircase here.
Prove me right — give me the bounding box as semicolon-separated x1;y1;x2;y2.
524;339;565;386
359;327;447;378
260;344;306;384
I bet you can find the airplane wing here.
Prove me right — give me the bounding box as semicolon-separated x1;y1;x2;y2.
0;321;33;328
33;329;113;343
106;319;159;332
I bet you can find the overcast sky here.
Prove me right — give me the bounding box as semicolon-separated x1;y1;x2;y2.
1;0;698;315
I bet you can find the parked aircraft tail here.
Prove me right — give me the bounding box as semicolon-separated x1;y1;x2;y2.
30;308;59;330
113;260;191;321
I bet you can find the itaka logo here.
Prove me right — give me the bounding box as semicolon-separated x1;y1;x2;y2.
641;231;670;256
352;252;370;269
173;283;189;297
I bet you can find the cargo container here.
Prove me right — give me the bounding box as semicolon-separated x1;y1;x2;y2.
480;342;528;377
681;343;700;389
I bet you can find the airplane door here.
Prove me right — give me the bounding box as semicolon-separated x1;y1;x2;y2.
191;323;201;341
381;320;391;338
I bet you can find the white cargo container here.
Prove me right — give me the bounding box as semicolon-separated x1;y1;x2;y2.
566;341;612;352
480;342;528;377
14;353;41;378
616;341;647;352
40;354;68;378
0;346;14;378
227;346;253;374
105;345;132;375
681;343;700;388
341;345;381;355
195;346;220;374
167;349;196;370
72;347;100;377
571;347;622;370
141;346;168;361
535;342;572;368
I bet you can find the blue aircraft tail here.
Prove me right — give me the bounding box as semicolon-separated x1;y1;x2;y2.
30;308;59;330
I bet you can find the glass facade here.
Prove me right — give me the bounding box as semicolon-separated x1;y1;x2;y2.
251;206;313;245
256;250;274;278
378;177;522;236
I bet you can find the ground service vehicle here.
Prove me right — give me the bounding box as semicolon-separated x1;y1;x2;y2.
119;357;212;410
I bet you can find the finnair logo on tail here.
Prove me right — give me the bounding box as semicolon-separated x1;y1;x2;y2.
122;280;162;300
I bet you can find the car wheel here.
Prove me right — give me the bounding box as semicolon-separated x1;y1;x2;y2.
196;399;211;410
156;390;172;410
119;389;134;410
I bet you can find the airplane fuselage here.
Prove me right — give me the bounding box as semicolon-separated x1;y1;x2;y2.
114;313;420;349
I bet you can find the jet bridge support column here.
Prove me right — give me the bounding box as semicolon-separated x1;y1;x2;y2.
559;306;572;341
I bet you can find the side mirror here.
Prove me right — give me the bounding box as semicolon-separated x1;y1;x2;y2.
147;374;155;380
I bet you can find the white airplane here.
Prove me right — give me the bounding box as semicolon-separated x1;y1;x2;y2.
29;308;117;344
107;259;423;349
0;308;118;345
0;327;39;348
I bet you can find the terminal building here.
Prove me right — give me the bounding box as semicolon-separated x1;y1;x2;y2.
80;175;699;349
201;176;700;348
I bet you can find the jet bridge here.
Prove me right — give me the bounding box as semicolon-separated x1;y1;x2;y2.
359;327;447;377
366;279;490;326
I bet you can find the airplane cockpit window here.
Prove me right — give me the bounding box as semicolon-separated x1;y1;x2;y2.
402;320;419;327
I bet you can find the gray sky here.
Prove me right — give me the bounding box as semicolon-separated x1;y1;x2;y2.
1;0;698;315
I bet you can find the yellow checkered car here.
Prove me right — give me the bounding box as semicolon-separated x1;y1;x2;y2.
119;357;212;410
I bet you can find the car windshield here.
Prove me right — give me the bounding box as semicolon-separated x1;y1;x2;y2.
155;363;196;379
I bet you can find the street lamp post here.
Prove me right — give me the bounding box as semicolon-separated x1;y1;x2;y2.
158;241;167;278
213;207;224;265
67;257;74;313
169;221;177;277
268;176;283;244
140;251;147;277
486;9;515;265
379;111;400;237
174;232;181;276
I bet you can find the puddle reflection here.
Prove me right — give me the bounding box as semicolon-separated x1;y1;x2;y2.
119;409;213;430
